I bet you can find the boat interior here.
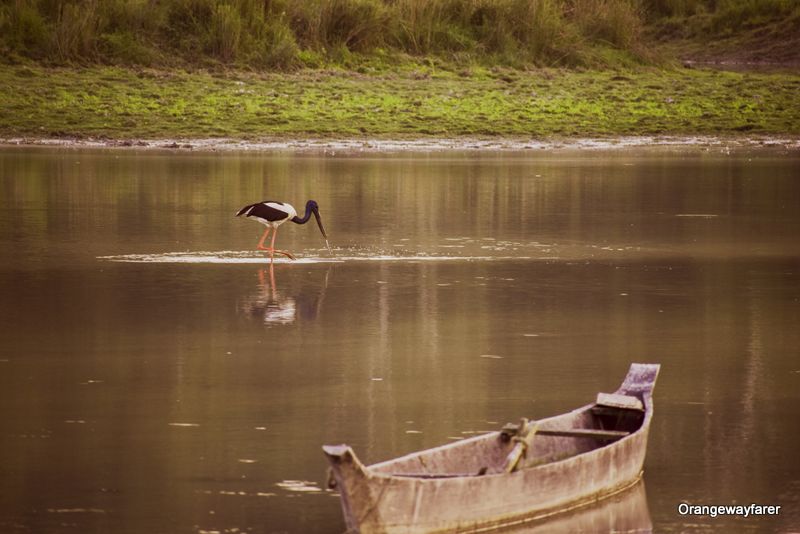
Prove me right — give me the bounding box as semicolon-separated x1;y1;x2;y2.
369;392;647;478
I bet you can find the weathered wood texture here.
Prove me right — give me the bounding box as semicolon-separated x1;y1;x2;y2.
537;428;630;440
596;392;644;411
323;363;660;533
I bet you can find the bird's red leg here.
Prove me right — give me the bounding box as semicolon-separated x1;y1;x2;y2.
269;228;296;261
255;227;295;261
256;227;271;250
268;262;276;291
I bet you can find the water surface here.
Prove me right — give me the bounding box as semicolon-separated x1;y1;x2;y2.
1;146;799;533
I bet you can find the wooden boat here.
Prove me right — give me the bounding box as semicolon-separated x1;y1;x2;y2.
323;363;660;533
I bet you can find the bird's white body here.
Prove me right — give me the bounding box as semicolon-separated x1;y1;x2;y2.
242;201;297;228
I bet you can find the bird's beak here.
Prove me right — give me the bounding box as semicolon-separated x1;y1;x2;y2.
313;209;331;251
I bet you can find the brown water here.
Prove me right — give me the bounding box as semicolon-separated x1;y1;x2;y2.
1;146;799;533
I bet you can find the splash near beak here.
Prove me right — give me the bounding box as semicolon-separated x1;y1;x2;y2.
313;209;331;252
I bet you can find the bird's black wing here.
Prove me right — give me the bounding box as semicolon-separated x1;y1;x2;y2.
236;201;289;222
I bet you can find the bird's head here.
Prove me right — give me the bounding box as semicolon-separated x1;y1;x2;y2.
306;200;328;242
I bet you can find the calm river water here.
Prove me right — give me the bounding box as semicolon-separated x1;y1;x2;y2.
1;146;799;533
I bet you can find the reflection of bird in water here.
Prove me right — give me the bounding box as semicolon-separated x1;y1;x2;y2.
239;263;330;325
236;200;330;262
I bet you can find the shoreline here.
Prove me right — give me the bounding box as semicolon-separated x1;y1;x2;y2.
2;135;799;154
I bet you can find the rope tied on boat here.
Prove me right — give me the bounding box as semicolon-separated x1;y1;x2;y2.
503;418;538;473
511;436;528;461
510;436;528;453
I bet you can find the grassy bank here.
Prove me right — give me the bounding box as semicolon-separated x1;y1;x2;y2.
1;63;798;140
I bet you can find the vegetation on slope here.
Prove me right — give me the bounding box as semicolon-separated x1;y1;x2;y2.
3;0;798;71
646;0;800;64
0;0;666;70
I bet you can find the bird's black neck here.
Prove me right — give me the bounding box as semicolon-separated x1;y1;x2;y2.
291;203;313;224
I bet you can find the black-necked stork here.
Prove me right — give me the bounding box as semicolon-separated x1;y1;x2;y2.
236;200;329;261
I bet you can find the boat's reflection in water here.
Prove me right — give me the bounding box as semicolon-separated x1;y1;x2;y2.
238;263;330;325
497;481;651;534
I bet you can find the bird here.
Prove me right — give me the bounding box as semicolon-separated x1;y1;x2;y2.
236;200;329;261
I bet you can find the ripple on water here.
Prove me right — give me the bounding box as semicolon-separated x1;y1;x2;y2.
96;240;669;264
97;250;517;264
275;480;323;493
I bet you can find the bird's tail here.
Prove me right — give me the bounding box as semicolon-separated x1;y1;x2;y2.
236;204;257;217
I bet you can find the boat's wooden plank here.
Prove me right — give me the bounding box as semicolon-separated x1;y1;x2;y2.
620;363;661;395
596;392;644;411
538;428;629;440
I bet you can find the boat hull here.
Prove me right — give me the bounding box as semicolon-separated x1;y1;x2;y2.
324;363;659;533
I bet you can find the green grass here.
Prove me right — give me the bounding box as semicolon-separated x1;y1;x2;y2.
1;63;798;139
